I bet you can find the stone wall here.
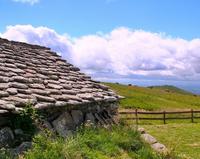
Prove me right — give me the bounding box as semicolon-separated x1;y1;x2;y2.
0;101;118;152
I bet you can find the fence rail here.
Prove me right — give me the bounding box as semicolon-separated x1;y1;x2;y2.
119;109;200;124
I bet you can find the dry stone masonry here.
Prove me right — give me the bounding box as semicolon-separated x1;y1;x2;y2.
0;38;120;150
138;127;168;154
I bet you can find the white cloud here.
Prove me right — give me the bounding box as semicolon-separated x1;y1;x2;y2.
2;25;73;60
12;0;39;5
1;25;200;81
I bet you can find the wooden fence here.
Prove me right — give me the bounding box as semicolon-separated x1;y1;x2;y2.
119;109;200;124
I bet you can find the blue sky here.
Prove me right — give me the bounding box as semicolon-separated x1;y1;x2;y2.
1;0;200;93
1;0;200;39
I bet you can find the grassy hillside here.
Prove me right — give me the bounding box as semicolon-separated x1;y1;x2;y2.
105;83;200;110
147;85;193;95
105;83;200;159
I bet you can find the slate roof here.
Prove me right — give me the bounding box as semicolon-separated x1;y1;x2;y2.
0;38;119;115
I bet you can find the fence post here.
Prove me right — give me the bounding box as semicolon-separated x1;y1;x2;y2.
191;109;194;123
163;111;166;124
135;109;138;126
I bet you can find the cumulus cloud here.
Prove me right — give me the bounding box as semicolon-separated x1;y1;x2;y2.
1;25;200;81
2;25;73;60
12;0;39;5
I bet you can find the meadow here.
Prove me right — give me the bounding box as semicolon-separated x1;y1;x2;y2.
105;83;200;110
143;123;200;159
105;83;200;159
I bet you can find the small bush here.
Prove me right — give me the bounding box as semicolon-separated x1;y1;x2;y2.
9;103;38;136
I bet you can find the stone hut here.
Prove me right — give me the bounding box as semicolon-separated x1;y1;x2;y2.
0;38;119;149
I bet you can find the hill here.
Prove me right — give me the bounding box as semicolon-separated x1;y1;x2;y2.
148;85;193;95
104;83;200;110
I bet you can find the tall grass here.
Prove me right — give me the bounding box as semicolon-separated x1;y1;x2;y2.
20;125;169;159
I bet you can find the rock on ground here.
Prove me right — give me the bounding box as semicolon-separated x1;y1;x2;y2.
141;133;157;144
151;142;168;153
0;127;14;148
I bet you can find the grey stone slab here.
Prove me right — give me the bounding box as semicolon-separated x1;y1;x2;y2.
34;102;54;109
141;134;157;144
29;84;45;89
12;76;30;83
71;110;83;125
9;82;28;89
52;111;75;137
104;96;117;102
0;77;9;83
0;91;9;97
0;110;9;114
151;143;168;153
47;83;63;90
0;83;9;90
0;127;14;148
7;88;18;95
34;94;56;103
30;89;50;96
0;102;15;110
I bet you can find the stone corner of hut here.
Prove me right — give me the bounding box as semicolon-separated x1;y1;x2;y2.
0;37;120;150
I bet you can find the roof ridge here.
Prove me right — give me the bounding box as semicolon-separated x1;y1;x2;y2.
0;37;51;50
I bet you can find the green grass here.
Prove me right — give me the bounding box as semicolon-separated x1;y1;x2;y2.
17;125;169;159
143;123;200;159
147;85;193;95
104;82;200;159
105;83;200;110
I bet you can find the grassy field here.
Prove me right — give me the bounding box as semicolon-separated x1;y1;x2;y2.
105;82;200;159
105;83;200;110
143;123;200;159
